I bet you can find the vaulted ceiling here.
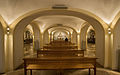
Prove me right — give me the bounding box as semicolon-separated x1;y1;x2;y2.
33;15;85;32
0;0;120;25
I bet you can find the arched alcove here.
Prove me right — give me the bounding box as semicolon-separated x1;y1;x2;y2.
10;8;105;69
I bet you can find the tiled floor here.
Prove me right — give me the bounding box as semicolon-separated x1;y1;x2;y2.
2;68;120;75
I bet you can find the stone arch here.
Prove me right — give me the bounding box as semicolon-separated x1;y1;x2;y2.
52;29;70;37
52;29;70;38
10;8;106;69
51;29;70;34
53;30;69;35
44;25;77;44
53;30;69;40
80;23;90;49
50;27;71;33
50;28;71;42
44;24;77;33
30;23;41;50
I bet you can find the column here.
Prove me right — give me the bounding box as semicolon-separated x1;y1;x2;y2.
48;33;51;43
77;33;80;49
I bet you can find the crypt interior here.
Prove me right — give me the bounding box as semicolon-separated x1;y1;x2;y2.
0;0;120;75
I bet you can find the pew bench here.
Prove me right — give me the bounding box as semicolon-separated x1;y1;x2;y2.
23;57;97;75
43;45;78;50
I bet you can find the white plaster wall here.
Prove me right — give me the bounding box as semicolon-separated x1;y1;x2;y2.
13;30;24;69
95;29;105;66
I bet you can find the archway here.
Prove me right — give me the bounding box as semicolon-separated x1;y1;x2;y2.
23;25;34;56
52;29;70;41
80;23;90;49
10;8;105;69
30;23;41;50
53;30;69;40
86;26;96;57
44;25;77;45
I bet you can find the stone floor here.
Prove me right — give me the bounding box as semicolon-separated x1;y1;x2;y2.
2;68;120;75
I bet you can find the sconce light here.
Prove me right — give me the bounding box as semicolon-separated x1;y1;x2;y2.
108;26;111;34
6;26;10;34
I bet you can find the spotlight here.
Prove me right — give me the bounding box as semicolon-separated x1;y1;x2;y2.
6;26;10;34
108;26;111;34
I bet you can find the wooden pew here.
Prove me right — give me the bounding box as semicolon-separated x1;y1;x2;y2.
48;40;76;46
43;45;78;50
37;49;84;57
23;57;97;75
44;40;78;50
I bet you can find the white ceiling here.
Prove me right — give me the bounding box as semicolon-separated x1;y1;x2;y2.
0;0;120;24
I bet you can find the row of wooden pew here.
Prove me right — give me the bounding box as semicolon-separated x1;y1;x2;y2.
49;40;75;45
23;40;97;75
43;45;78;50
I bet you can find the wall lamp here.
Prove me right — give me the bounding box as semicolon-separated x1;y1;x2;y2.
6;26;10;34
108;26;111;34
